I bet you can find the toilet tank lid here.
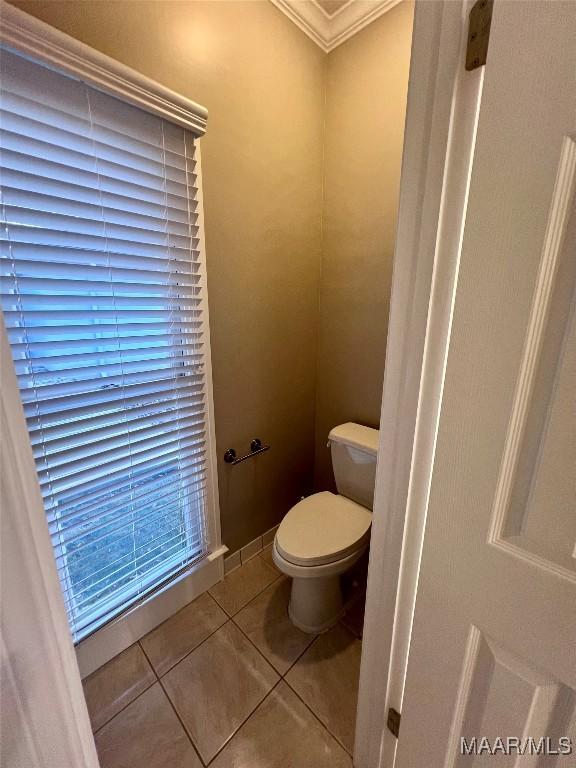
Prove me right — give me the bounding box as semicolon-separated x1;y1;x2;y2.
328;422;379;456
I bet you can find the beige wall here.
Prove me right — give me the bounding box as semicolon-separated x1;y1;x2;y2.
7;0;413;550
314;2;414;490
9;0;325;553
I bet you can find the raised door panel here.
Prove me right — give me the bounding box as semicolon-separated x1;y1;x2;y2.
489;137;576;579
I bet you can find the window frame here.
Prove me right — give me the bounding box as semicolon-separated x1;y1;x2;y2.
0;1;225;679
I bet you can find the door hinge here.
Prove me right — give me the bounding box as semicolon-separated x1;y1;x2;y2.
387;707;401;738
466;0;494;71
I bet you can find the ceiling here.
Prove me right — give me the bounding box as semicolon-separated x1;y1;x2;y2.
269;0;402;52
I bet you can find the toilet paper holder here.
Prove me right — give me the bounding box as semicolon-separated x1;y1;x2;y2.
223;438;270;465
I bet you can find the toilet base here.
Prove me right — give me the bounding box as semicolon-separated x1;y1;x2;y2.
288;574;344;634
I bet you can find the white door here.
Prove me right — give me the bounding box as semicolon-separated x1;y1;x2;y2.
396;1;576;764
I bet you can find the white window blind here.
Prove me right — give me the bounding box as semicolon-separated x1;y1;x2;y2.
0;49;210;643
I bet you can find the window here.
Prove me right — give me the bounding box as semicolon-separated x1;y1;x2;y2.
0;48;213;643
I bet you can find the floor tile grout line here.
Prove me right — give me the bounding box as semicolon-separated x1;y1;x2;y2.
90;674;157;737
142;621;281;767
207;592;232;618
280;623;363;756
90;558;362;762
282;673;354;758
139;640;208;768
145;583;286;764
147;615;228;679
93;554;282;685
278;631;320;678
204;679;283;767
257;548;281;573
90;607;277;738
89;571;280;741
133;591;223;648
230;609;317;678
157;673;208;768
91;619;229;736
339;616;363;641
227;573;320;679
94;635;352;763
138;639;163;686
143;555;282;681
229;570;284;617
222;569;316;679
224;547;270;577
258;545;277;568
209;567;282;619
141;556;280;678
144;587;222;643
228;614;285;680
158;680;207;766
201;663;354;766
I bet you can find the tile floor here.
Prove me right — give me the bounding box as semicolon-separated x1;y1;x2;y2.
85;544;365;768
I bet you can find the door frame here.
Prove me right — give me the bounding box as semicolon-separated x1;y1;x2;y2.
1;317;101;767
354;1;484;765
2;0;483;763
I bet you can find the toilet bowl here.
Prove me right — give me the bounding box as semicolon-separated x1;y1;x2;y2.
273;423;378;633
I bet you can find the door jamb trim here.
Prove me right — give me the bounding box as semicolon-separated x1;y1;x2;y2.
354;1;483;765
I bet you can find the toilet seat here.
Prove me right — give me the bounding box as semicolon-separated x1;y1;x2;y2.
275;491;372;567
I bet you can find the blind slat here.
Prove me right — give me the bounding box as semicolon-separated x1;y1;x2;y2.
1;153;198;209
50;475;207;546
40;447;206;514
8;308;202;327
25;381;204;427
1;134;190;190
1;291;202;312
18;354;203;390
37;422;206;474
14;335;203;364
8;318;202;343
59;529;205;615
54;502;205;570
38;434;205;494
1;88;201;166
3;198;197;240
2;109;196;172
3;187;196;236
28;395;205;444
2;240;200;273
1;47;210;643
44;455;206;523
70;549;206;639
46;461;207;524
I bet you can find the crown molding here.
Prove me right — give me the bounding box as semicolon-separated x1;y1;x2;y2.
0;0;208;135
270;0;402;52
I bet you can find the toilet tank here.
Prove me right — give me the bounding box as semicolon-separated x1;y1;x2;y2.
329;423;379;510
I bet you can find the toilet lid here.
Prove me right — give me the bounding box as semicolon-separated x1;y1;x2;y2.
276;492;372;567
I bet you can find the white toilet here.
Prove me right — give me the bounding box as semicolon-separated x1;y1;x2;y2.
273;422;378;633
